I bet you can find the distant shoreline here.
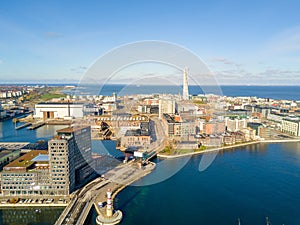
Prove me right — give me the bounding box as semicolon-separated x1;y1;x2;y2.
157;138;300;159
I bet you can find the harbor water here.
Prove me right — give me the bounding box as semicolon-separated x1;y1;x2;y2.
85;142;300;225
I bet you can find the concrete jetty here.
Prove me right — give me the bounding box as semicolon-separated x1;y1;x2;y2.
15;122;32;130
53;161;155;225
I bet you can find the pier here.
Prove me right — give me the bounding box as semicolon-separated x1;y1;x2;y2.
15;122;32;130
54;162;155;225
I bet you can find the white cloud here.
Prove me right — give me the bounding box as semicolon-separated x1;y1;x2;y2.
0;59;3;64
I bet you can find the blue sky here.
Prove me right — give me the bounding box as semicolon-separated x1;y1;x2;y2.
0;0;300;85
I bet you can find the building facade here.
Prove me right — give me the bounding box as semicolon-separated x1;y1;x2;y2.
281;117;300;136
225;117;247;132
0;126;94;196
159;99;176;119
34;102;84;119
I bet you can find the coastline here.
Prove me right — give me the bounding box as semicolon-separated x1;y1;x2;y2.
157;138;300;159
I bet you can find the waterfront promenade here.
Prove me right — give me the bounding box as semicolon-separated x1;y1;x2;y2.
158;138;300;159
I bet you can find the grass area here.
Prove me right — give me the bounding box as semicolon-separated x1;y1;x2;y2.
161;146;172;154
160;145;211;156
195;146;207;152
161;147;200;155
40;93;67;101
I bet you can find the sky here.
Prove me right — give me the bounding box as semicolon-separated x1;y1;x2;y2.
0;0;300;85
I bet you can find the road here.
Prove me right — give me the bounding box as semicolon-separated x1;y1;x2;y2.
145;117;168;160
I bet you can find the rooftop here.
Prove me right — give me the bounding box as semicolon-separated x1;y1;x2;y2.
125;129;142;136
163;113;177;123
283;117;300;122
36;102;84;105
4;150;48;169
124;129;149;136
32;154;49;162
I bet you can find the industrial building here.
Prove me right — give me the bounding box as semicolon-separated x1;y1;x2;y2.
34;102;84;119
120;122;151;149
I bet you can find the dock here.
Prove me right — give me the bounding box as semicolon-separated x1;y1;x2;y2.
15;122;32;130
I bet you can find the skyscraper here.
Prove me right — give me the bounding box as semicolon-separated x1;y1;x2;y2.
183;67;189;100
49;125;94;195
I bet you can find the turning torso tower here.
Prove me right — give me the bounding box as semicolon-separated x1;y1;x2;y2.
183;67;189;100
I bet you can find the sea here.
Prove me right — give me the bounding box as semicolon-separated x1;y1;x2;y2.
0;85;300;225
62;84;300;101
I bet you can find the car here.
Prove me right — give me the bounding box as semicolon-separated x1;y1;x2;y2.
1;199;8;204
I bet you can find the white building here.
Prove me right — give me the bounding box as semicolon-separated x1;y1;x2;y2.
267;112;287;123
225;117;247;132
102;93;117;103
0;92;7;99
34;102;84;119
281;117;300;136
159;99;176;119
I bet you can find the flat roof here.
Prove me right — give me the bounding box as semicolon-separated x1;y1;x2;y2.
32;154;49;162
283;117;300;122
36;102;84;105
4;150;48;169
